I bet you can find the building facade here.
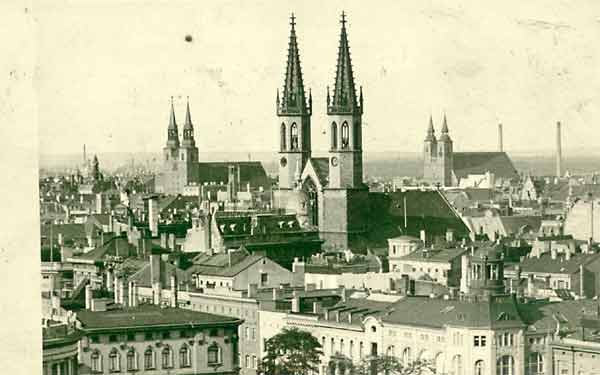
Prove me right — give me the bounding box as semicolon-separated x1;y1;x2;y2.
77;305;242;375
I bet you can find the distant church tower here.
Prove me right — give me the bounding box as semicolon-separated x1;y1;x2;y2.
277;13;312;190
423;115;453;187
320;12;368;250
157;98;199;194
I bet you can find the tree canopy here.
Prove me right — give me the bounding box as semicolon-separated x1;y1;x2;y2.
258;327;323;375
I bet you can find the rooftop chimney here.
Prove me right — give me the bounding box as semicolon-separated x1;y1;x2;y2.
498;123;503;152
556;121;562;178
170;274;178;308
85;285;92;310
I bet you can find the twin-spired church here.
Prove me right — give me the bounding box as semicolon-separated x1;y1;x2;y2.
273;13;371;251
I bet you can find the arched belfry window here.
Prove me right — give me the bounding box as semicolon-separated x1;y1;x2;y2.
281;123;286;150
331;122;338;149
341;122;350;149
290;123;299;150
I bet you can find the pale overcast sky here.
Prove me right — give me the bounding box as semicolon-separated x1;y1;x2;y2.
36;0;600;156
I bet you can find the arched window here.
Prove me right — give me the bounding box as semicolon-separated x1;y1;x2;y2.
341;122;349;149
340;339;345;354
280;123;286;150
109;348;120;372
387;345;395;357
245;354;250;368
91;350;102;372
162;346;173;368
330;338;335;354
126;348;137;371
331;122;338;149
290;123;299;150
401;347;412;364
207;344;221;365
179;344;191;368
434;353;444;374
144;347;155;369
527;353;543;375
474;360;484;375
359;342;364;359
349;340;354;358
497;355;514;375
451;354;463;375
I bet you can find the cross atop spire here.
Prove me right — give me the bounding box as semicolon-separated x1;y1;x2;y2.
328;12;361;115
278;13;310;116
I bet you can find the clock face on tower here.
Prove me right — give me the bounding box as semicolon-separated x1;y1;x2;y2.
280;157;287;167
331;157;338;167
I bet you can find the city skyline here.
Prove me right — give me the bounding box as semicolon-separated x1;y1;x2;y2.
37;1;600;156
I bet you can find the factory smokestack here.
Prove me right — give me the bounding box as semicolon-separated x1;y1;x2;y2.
556;121;562;178
498;123;503;152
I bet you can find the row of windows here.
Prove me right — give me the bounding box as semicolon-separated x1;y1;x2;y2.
90;344;222;373
192;303;256;319
91;329;219;344
242;354;258;369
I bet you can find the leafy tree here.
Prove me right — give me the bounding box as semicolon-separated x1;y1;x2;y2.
258;327;323;375
353;355;436;375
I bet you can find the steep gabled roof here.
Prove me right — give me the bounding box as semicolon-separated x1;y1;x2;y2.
453;152;518;180
194;161;269;189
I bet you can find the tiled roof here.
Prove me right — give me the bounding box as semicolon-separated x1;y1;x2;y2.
518;299;599;333
398;247;468;263
382;295;525;329
187;252;265;278
508;253;600;275
453;152;518;179
194;161;269;188
71;236;137;262
128;261;189;287
77;305;241;331
355;191;470;249
40;223;87;241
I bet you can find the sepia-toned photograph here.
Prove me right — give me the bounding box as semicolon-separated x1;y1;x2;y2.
2;1;600;374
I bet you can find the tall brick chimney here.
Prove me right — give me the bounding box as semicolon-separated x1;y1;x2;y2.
556;121;562;178
498;123;503;152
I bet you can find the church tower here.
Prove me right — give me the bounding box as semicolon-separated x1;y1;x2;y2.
423;115;453;187
326;11;364;189
438;115;454;186
321;12;368;251
277;13;312;190
158;97;198;194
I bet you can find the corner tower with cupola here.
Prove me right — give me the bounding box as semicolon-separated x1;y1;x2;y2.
320;12;369;251
277;13;312;190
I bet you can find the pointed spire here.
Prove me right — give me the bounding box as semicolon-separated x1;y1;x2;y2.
182;96;195;147
169;96;177;129
440;113;452;142
167;96;180;148
328;11;360;115
425;115;436;142
184;96;192;129
278;13;309;115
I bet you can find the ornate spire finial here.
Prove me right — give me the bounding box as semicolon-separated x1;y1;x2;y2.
328;12;359;115
184;96;192;128
278;13;308;115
